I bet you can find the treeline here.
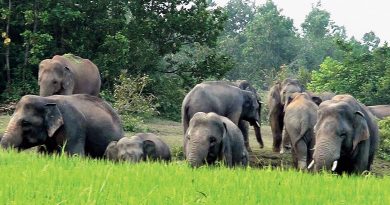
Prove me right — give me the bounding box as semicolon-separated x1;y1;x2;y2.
1;0;389;121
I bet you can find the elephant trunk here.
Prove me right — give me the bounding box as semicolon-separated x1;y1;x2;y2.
312;137;340;172
186;141;209;168
1;115;23;149
253;122;263;148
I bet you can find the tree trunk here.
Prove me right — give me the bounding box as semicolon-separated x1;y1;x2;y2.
5;0;11;84
22;0;38;81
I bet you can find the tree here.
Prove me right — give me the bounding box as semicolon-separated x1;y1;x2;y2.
363;31;380;51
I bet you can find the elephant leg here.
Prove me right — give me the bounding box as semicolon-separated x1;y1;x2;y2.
280;131;291;154
295;139;308;170
270;111;284;152
238;120;251;152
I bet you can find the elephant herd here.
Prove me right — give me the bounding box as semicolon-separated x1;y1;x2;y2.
0;54;387;175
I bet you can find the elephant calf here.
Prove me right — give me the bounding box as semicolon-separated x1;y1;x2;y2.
0;94;123;158
104;133;171;162
185;112;248;168
283;92;319;170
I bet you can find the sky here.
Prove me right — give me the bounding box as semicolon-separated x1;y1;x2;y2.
215;0;390;43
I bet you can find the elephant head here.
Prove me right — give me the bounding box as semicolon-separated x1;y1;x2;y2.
310;95;372;173
104;137;157;162
185;112;227;167
279;78;304;111
1;95;64;150
38;59;74;96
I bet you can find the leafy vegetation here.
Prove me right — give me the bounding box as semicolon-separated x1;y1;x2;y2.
378;118;390;161
0;150;389;204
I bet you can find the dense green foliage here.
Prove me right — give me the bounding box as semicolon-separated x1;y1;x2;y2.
1;0;390;118
378;118;390;160
0;150;389;204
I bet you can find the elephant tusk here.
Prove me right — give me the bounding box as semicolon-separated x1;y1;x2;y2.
331;161;338;172
307;160;315;169
255;121;260;127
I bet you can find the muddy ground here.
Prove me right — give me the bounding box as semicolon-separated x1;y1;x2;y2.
1;116;390;176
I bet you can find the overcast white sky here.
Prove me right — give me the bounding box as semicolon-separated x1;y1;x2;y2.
215;0;390;43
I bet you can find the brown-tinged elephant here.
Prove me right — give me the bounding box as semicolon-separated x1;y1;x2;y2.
185;112;248;168
0;94;123;158
104;133;171;162
309;95;379;174
268;78;304;152
182;82;262;155
38;54;101;96
203;80;263;152
283;92;320;169
367;105;390;120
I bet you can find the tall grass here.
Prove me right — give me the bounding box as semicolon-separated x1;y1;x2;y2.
0;150;389;204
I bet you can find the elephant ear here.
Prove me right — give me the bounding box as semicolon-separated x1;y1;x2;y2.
352;111;370;151
267;83;282;116
44;103;64;138
143;140;157;160
62;67;74;91
104;141;118;160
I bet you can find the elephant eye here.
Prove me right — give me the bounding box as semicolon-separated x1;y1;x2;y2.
339;133;347;138
21;120;32;127
186;135;190;140
209;136;217;143
53;81;58;84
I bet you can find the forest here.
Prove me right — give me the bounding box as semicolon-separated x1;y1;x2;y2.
0;0;389;122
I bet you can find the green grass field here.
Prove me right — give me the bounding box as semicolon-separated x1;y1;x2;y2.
1;115;390;204
0;150;389;204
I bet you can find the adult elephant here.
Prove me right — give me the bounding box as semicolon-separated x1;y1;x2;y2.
182;82;262;155
204;80;262;152
284;92;319;169
1;94;123;158
185;112;248;167
367;105;390;119
309;95;379;174
268;78;304;152
105;133;171;163
38;54;101;96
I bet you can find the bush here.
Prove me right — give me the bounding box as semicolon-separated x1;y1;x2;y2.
378;118;390;160
112;73;157;132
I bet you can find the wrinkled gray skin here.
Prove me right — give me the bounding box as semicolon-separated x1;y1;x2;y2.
203;80;263;152
0;94;123;158
38;54;101;96
311;95;379;174
367;105;390;120
268;78;304;152
182;82;262;155
283;92;319;170
185;112;248;168
104;133;171;163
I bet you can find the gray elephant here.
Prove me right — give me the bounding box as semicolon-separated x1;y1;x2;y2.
182;82;262;154
1;94;123;158
268;78;304;152
283;92;319;169
367;105;390;119
309;95;379;174
104;133;171;162
204;80;263;152
38;54;101;96
185;112;248;167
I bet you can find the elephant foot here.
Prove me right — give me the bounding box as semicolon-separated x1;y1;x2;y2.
273;147;281;153
280;147;291;154
245;144;252;152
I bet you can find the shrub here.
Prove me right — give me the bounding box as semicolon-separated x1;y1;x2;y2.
112;73;157;132
378;117;390;160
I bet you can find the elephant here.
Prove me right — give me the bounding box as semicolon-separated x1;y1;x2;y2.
38;54;101;96
309;95;379;174
182;81;262;155
283;92;319;169
203;80;263;152
367;105;390;120
0;94;123;158
104;133;171;162
185;112;248;167
268;78;304;152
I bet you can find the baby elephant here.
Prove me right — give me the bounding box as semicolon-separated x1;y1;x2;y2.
185;112;249;168
104;133;171;162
